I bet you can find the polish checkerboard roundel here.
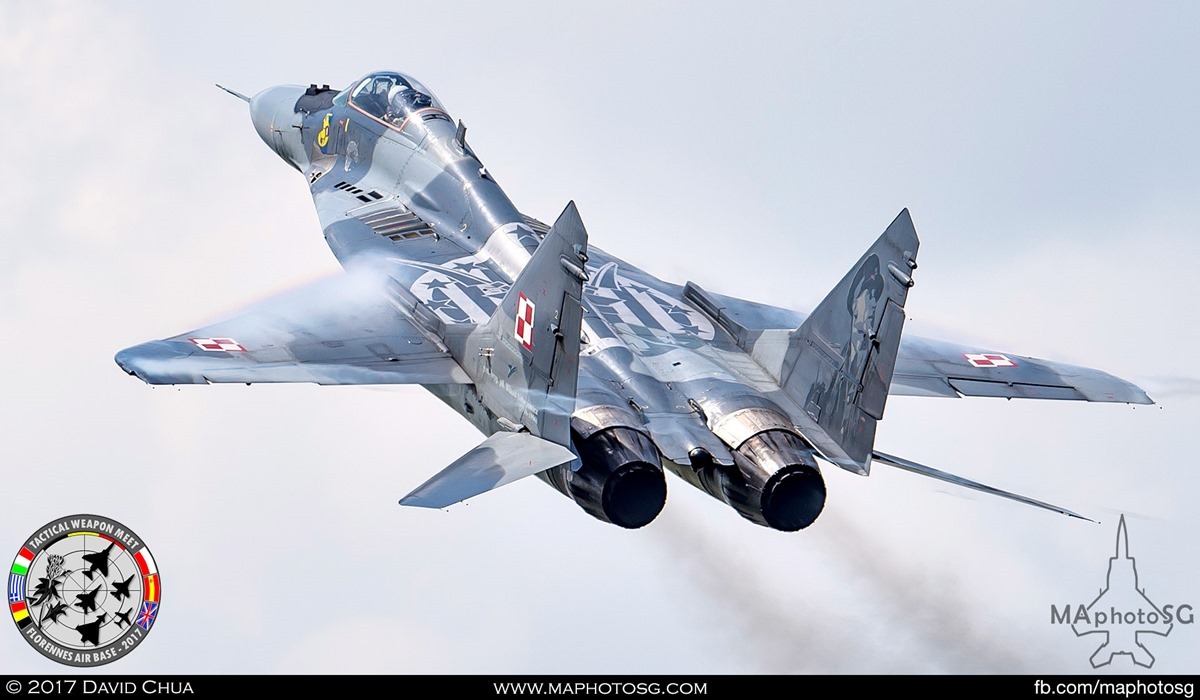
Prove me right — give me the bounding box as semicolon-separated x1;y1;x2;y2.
189;337;247;352
964;353;1018;368
515;292;535;351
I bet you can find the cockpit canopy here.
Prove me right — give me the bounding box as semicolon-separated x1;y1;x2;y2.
345;71;449;128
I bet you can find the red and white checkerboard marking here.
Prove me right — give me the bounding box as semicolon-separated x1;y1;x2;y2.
190;337;248;352
514;293;535;351
963;353;1017;368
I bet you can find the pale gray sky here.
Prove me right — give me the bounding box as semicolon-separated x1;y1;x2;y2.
1;1;1197;673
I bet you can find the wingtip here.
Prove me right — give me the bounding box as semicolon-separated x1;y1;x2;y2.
1119;388;1155;405
398;495;441;509
1122;377;1155;405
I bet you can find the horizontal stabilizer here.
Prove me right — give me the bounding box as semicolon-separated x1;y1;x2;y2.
399;431;576;509
872;450;1091;521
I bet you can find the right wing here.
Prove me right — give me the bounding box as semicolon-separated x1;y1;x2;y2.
115;265;470;386
657;274;1152;406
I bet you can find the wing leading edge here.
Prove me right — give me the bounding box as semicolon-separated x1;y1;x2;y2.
115;265;470;386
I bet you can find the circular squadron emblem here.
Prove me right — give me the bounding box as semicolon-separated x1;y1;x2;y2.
8;515;160;666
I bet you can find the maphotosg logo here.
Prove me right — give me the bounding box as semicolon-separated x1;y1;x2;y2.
8;514;161;666
1050;515;1193;668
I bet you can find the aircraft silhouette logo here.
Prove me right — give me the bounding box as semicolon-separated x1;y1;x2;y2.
1053;515;1194;669
8;515;161;666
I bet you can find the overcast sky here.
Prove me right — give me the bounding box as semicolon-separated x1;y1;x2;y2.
2;1;1198;674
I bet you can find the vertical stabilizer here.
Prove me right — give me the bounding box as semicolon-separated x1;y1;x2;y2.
476;202;589;446
773;210;919;473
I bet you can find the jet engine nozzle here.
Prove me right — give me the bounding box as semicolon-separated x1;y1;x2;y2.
722;430;826;531
541;426;666;529
694;402;828;531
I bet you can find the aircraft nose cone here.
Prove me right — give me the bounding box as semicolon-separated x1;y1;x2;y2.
248;85;299;148
246;85;310;171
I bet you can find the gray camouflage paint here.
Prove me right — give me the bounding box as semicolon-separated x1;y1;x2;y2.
114;71;1153;530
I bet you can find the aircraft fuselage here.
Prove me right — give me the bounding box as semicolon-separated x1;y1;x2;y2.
247;74;827;530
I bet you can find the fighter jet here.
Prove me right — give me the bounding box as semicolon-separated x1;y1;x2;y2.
81;542;113;581
1073;516;1173;667
115;71;1153;531
113;608;133;629
74;584;101;614
110;574;135;602
75;614;106;646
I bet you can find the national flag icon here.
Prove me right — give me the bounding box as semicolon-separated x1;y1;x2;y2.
134;548;157;577
11;547;33;576
189;337;247;352
136;601;158;631
143;574;160;604
963;353;1018;368
514;292;535;351
8;574;25;604
11;601;31;630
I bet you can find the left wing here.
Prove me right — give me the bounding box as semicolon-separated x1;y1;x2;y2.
667;284;1153;405
889;335;1152;403
115;265;470;386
